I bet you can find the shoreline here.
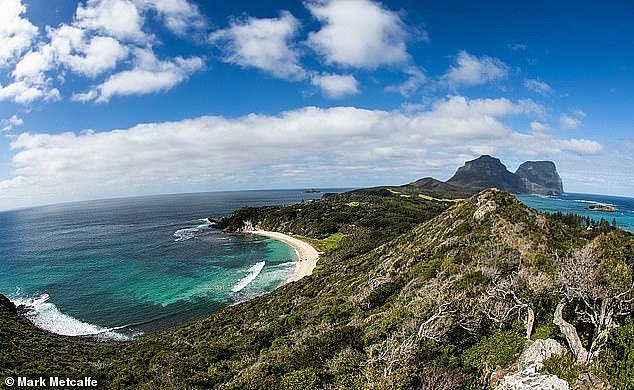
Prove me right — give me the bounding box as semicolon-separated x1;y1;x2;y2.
251;229;319;282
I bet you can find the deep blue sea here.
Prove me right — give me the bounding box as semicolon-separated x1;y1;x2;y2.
0;190;333;340
516;192;634;232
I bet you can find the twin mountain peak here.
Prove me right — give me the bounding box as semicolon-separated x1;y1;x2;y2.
416;155;564;195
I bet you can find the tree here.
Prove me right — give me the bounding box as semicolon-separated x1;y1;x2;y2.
554;235;633;364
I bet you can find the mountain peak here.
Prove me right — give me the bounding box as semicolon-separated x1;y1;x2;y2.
515;161;564;195
446;155;526;193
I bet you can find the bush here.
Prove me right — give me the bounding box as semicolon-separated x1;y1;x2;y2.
601;318;634;389
280;368;320;389
462;330;525;374
541;352;580;385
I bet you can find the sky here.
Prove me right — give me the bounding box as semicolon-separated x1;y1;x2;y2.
0;0;633;211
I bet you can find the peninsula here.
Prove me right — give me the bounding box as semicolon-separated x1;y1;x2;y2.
1;160;632;389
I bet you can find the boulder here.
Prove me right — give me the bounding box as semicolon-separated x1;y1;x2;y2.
495;339;569;390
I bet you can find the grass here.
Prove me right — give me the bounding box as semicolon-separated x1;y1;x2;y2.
418;193;463;202
322;233;346;249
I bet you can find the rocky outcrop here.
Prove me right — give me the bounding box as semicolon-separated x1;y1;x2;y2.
447;155;527;194
0;294;17;315
515;161;564;195
587;204;615;212
494;339;569;390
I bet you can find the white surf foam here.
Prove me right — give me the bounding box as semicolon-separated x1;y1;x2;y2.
173;218;213;241
572;199;615;206
10;293;138;341
231;261;265;293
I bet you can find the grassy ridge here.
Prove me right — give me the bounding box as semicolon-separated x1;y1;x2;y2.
1;189;632;389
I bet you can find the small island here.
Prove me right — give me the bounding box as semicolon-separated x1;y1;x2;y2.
303;188;321;193
588;204;616;212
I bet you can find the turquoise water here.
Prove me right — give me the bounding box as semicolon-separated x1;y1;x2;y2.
516;192;634;232
0;190;333;340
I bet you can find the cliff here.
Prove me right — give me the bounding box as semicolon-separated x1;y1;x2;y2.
515;161;564;195
446;155;527;193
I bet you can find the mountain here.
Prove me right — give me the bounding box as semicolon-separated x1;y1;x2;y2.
2;186;631;389
515;161;564;195
446;155;527;193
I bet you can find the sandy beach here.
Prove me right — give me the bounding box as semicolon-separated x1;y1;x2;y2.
252;229;319;282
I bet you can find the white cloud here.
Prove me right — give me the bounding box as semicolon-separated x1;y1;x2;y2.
3;0;206;105
0;0;39;67
444;51;509;87
1;114;23;132
210;11;305;80
75;0;148;42
73;48;203;102
524;78;552;96
559;115;582;130
0;97;604;210
136;0;207;36
0;80;60;104
530;121;551;132
306;0;411;68
12;48;53;84
311;73;358;98
46;25;129;78
385;66;427;96
559;110;586;130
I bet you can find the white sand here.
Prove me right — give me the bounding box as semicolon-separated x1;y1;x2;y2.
252;229;319;282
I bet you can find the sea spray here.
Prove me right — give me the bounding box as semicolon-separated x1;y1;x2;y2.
232;261;266;292
10;293;139;341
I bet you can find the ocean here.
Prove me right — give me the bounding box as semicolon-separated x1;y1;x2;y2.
1;189;631;342
0;190;331;340
516;192;634;232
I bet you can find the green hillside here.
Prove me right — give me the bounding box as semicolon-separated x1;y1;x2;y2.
1;189;632;389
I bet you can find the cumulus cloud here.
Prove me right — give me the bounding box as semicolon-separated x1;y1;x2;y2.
530;121;551;132
75;0;148;42
444;51;509;87
385;66;427;96
524;78;552;96
311;73;359;98
137;0;207;36
0;0;39;67
210;11;305;80
559;110;585;130
559;115;581;130
0;80;60;104
1;0;206;104
73;48;203;102
306;0;412;68
0;97;604;210
46;25;129;78
1;114;23;132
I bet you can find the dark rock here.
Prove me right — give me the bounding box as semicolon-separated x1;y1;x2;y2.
588;204;616;212
0;293;17;315
446;155;527;193
207;217;222;224
515;161;564;195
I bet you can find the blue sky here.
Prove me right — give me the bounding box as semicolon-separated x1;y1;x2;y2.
0;0;632;210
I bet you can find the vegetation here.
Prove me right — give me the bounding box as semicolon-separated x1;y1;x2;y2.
1;187;632;389
321;233;345;250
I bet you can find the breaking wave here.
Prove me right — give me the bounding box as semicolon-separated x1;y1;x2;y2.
231;261;265;293
10;293;139;341
173;218;213;242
